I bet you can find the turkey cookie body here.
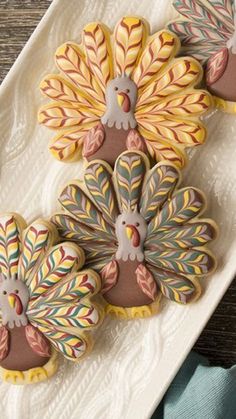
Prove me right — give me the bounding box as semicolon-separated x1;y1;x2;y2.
52;151;218;319
207;48;236;112
168;0;236;113
39;16;212;168
0;214;102;384
86;125;147;167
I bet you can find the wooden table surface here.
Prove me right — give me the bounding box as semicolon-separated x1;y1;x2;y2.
0;0;236;368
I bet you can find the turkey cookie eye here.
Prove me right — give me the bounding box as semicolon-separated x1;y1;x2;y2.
168;0;236;113
0;214;102;385
52;150;218;320
39;16;212;167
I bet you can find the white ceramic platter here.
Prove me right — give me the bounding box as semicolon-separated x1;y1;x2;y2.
0;0;236;418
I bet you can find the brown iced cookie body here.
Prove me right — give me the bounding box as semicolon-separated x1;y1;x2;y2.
208;50;236;102
87;125;147;167
104;260;152;308
0;326;49;371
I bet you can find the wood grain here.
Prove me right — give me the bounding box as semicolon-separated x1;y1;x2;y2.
0;0;49;83
0;0;236;367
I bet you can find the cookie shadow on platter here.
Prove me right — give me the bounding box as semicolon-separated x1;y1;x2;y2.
183;109;236;265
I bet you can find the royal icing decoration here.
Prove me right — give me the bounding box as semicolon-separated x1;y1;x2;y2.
168;0;236;112
39;16;211;167
0;214;101;384
52;151;218;319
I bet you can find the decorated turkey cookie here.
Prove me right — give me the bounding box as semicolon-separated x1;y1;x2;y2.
0;214;102;384
168;0;236;112
52;151;218;319
38;16;212;168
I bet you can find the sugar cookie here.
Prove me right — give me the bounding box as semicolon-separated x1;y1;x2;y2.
39;16;212;167
52;151;218;319
168;0;236;112
0;214;102;384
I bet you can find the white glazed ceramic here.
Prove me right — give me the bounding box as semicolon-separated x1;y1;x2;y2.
0;1;236;418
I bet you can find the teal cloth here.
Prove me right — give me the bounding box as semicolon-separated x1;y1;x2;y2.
153;352;236;419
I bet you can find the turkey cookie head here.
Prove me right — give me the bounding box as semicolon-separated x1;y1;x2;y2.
0;275;29;328
39;16;212;167
168;0;236;113
115;210;147;262
52;151;218;319
101;76;137;130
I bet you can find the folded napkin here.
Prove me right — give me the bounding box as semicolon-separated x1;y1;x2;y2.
153;351;236;419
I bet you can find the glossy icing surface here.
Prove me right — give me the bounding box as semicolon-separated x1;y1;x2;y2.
1;0;235;416
168;0;236;109
53;151;217;313
39;16;211;167
0;214;102;383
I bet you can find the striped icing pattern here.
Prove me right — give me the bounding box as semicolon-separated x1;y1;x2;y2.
114;17;147;76
148;187;206;237
146;248;214;276
140;163;179;222
148;264;196;304
18;223;51;284
49;127;89;162
29;244;81;299
55;42;106;107
59;184;115;239
84;162;118;225
168;0;234;63
136;58;202;108
137;116;206;147
137;91;211;118
132;31;179;89
0;215;21;278
83;22;113;90
206;47;229;85
36;325;87;360
28;302;99;329
115;152;146;212
146;221;216;250
0;326;9;361
38;102;100;129
40;75;97;108
29;271;99;309
143;136;186;169
51;213;113;247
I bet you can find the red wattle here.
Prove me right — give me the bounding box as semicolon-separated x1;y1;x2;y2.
14;294;23;315
126;225;140;247
120;92;131;113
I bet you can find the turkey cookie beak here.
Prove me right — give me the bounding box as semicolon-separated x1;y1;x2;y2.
8;294;15;309
117;92;131;112
126;225;133;240
126;225;140;247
